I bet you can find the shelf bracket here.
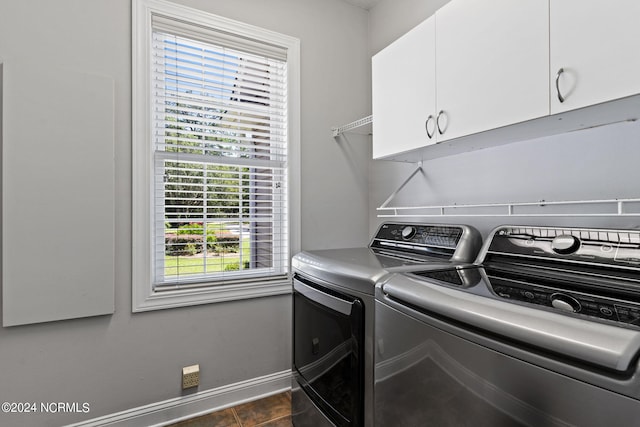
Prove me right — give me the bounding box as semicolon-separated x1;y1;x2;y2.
379;161;424;212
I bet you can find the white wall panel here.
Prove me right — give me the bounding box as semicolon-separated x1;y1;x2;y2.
2;59;115;326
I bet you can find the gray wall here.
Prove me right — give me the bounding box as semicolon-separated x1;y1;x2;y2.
174;0;372;250
0;0;369;425
368;0;640;238
6;0;636;424
369;0;450;55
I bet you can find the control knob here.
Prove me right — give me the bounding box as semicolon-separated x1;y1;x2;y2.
401;226;417;240
550;293;581;313
551;235;581;255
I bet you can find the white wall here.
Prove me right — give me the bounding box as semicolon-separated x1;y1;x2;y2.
368;0;640;237
0;0;370;425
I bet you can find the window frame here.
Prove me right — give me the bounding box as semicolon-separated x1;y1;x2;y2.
132;0;300;312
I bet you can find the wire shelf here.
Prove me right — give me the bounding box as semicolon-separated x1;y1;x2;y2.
332;115;372;137
377;198;640;218
376;162;640;218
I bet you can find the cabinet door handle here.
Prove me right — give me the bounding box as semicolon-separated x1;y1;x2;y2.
555;68;566;103
436;110;446;135
425;115;435;139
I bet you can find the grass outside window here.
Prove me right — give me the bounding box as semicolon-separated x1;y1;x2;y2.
164;237;251;277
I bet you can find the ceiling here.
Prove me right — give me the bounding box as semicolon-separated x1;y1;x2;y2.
341;0;382;10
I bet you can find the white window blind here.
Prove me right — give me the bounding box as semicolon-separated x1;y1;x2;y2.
151;14;289;288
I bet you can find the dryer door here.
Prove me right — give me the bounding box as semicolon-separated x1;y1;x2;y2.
293;275;364;427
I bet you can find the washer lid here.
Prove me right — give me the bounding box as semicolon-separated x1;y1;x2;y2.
381;273;640;372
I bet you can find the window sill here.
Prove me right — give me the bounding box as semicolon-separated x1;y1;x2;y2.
132;278;293;312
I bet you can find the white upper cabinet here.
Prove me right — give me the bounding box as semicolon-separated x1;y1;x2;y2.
550;0;640;114
435;0;549;142
372;17;436;159
371;0;640;162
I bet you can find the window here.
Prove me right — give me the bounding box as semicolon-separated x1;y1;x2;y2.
133;0;300;311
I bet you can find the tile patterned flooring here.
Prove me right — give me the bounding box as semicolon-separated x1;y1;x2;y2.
167;391;292;427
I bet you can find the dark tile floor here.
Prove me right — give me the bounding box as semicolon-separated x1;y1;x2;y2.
167;391;292;427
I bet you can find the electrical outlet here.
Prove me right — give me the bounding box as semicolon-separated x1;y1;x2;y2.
182;364;200;389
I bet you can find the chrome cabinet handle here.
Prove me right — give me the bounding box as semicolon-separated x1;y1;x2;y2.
425;115;435;139
436;110;445;135
555;68;565;103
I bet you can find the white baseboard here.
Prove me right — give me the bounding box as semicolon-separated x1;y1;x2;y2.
65;370;292;427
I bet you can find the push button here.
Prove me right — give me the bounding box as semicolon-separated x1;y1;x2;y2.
599;306;613;317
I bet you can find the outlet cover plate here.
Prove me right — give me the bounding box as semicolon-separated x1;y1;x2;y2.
182;364;200;389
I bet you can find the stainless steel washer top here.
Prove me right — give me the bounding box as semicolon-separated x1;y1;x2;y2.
292;222;482;295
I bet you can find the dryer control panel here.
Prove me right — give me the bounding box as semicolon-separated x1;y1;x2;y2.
370;222;482;264
371;223;463;251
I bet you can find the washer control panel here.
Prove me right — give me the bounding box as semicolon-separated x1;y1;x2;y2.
490;279;640;327
486;226;640;267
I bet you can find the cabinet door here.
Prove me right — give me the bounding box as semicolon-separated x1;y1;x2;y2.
372;16;436;159
435;0;549;142
550;1;640;114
